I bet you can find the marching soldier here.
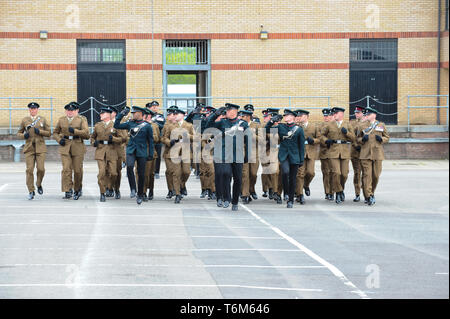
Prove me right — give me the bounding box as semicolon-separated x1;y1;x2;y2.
17;102;51;200
350;106;365;202
143;108;160;201
53;102;90;200
319;108;334;200
320;107;355;204
357;106;389;205
108;106;128;199
200;106;217;200
294;109;321;204
206;103;250;211
265;109;305;208
146;101;165;180
161;108;178;199
243;104;261;201
161;105;193;204
73;102;89;197
90;107;123;202
114;106;154;205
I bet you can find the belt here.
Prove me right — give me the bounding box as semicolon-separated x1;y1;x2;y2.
98;140;112;145
64;135;80;140
335;140;350;144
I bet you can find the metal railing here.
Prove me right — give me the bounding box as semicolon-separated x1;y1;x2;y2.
407;95;449;132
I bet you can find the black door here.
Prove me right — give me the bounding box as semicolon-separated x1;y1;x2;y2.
77;71;126;125
350;70;397;124
77;40;126;125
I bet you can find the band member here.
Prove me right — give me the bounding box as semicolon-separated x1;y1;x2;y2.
114;106;154;205
350;106;365;202
17;102;51;200
206;103;250;211
90;107;123;202
357;106;389;205
265;109;305;208
320;107;355;204
294;109;321;204
53;102;90;200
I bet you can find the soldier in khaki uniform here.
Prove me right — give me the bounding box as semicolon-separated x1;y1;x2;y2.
239;108;258;204
162;106;193;204
143;108;160;201
294;109;320;204
53;102;90;199
73;103;89;197
243;104;261;202
320;107;355;204
200;107;217;200
17;102;51;200
161;110;177;199
357;106;389;206
107;106;128;199
319;108;334;200
90;107;123;202
350;106;365;202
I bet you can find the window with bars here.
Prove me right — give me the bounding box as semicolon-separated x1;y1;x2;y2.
165;40;208;65
77;41;125;63
350;39;397;62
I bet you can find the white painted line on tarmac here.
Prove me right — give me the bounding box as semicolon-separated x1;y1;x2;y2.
0;283;323;292
0;263;327;269
0;247;300;252
0;233;283;240
240;203;370;299
0;222;269;230
435;272;449;275
0;184;9;192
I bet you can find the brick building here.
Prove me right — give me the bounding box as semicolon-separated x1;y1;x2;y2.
0;0;448;128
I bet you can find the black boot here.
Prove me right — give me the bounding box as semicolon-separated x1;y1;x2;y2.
200;190;207;198
210;192;216;200
268;189;274;200
181;187;188;196
174;195;182;204
242;196;250;204
296;195;301;203
115;190;121;199
217;199;223;207
284;194;289;202
28;191;35;200
250;192;258;200
335;192;342;204
166;190;173;199
368;195;375;206
276;194;282;204
100;193;106;202
64;190;72;199
37;186;43;195
73;190;81;200
148;190;153;200
299;194;305;205
353;195;360;202
232;204;239;211
262;191;268;198
143;193;148;202
130;189;137;198
304;186;310;197
287;201;293;208
223;201;230;208
341;192;345;201
136;195;143;205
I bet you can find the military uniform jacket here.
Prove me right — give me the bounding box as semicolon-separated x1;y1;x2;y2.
318;122;330;160
248;121;263;163
301;121;321;160
111;117;128;160
90;121;123;161
357;121;389;160
320;120;355;160
114;113;154;159
350;118;363;159
152;113;165;139
161;120;193;162
150;122;160;159
53;116;90;156
266;122;305;165
17;116;51;154
206;113;251;163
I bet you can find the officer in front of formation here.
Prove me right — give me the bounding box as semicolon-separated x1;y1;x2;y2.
265;109;305;208
206;103;250;211
17;102;52;200
357;106;389;205
90;107;124;202
320;107;355;204
114;106;154;205
146;100;165;180
53;102;90;200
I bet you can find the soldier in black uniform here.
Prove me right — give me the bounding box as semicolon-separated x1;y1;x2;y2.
206;103;251;211
146;101;165;180
265;109;305;208
114;106;154;205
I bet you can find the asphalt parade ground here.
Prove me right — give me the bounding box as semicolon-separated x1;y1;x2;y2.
0;160;448;299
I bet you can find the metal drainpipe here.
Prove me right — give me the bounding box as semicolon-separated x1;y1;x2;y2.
437;0;442;124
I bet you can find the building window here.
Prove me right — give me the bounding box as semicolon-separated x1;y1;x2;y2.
77;41;125;63
164;40;208;65
350;39;397;62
